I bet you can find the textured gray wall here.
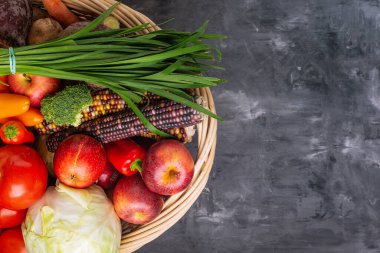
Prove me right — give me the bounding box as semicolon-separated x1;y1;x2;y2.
124;0;380;252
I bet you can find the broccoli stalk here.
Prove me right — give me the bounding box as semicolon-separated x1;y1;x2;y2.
41;85;93;127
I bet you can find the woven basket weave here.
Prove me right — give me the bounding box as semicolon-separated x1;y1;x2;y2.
32;0;218;252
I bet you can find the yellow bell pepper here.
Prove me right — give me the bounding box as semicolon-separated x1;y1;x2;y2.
0;94;30;119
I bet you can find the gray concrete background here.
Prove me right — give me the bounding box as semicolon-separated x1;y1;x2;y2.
124;0;380;252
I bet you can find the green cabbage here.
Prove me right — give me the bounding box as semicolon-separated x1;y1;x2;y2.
22;182;121;253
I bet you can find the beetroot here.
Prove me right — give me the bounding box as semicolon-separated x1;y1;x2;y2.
0;0;32;48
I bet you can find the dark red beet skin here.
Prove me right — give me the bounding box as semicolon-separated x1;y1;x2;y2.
0;0;32;47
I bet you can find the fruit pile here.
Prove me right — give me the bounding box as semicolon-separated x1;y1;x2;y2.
0;2;204;252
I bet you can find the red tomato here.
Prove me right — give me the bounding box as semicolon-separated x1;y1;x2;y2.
0;145;48;210
0;207;27;228
0;226;27;253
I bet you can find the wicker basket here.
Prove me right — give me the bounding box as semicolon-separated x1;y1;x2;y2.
31;0;218;252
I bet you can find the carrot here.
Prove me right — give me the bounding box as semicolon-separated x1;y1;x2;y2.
42;0;79;28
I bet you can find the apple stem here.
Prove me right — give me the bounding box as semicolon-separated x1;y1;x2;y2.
130;159;142;174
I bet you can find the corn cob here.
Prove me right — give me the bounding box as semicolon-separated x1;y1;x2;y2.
47;127;194;152
34;89;161;134
139;126;196;142
46;99;203;152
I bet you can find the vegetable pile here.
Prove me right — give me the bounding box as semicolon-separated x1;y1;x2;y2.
0;3;224;136
0;1;224;252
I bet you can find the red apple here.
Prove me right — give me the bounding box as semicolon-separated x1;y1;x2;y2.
8;73;60;107
113;175;164;224
54;134;107;189
97;162;121;190
0;76;9;93
142;140;194;195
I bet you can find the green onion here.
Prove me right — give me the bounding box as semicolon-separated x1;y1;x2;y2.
0;4;225;136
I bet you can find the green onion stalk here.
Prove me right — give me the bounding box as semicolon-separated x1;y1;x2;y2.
0;4;225;136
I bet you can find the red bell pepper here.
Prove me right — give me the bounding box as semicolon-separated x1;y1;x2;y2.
0;118;10;125
105;139;146;176
0;120;35;144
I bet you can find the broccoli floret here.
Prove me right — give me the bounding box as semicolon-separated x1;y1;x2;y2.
41;85;93;127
